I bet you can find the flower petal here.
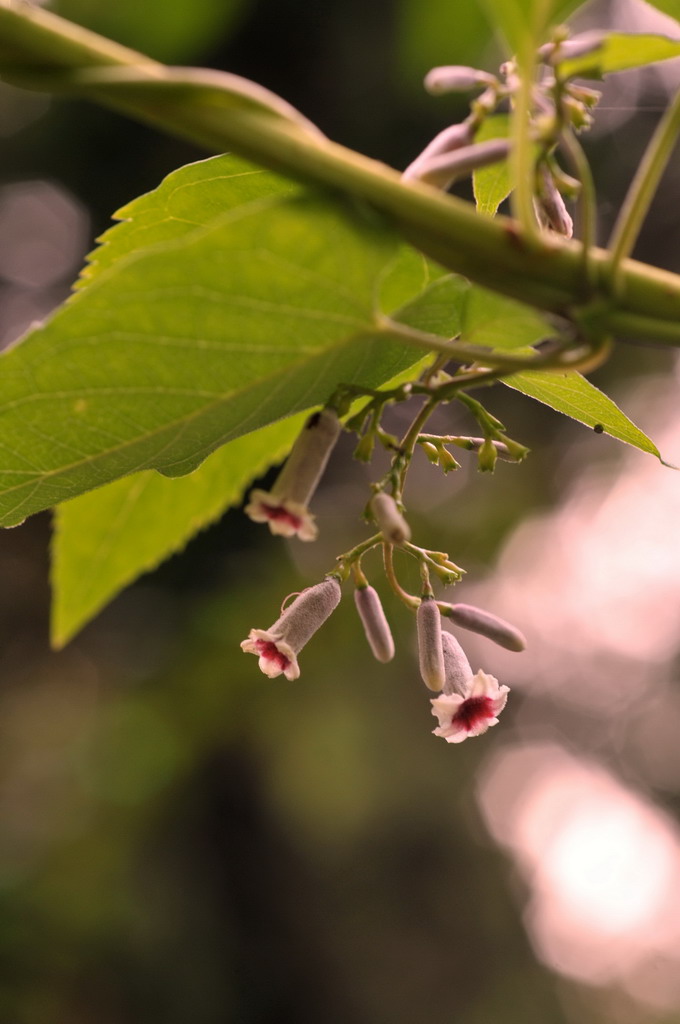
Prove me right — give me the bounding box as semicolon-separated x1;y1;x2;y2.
244;489;318;541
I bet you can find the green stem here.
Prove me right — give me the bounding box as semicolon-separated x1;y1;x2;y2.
380;318;606;375
510;55;539;238
382;544;419;609
333;532;382;580
559;128;597;277
0;2;680;342
607;88;680;293
395;397;437;496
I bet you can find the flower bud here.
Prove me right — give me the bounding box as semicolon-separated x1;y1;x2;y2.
450;436;527;462
477;437;498;473
245;407;341;540
406;138;511;191
440;603;526;652
424;65;496;95
535;166;573;237
441;630;473;696
540;31;606;67
241;577;342;679
402;123;473;182
354;585;395;663
417;596;445;691
438;447;461;473
371;492;411;545
421;441;440;464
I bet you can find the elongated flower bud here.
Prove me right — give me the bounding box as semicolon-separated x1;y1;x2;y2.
241;577;342;679
354;585;395;663
402;123;474;181
409;138;511;191
441;630;473;696
440;603;526;652
245;407;341;541
535;166;573;238
371;492;411;545
424;65;496;95
417;596;445;691
274;408;341;502
539;31;606;66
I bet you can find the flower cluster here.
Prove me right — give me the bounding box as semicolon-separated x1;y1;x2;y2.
240;399;525;745
401;35;603;239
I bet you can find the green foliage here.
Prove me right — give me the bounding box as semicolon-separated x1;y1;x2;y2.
0;164;443;528
51;412;307;647
472;116;512;217
462;288;550;350
79;154;302;289
559;32;680;80
0;0;673;645
505;370;661;457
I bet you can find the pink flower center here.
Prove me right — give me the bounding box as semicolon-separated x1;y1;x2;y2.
453;695;495;732
261;502;303;531
254;639;291;674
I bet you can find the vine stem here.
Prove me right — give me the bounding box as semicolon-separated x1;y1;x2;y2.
332;532;382;580
607;88;680;293
396;397;438;495
559;128;597;283
380;318;612;376
0;1;679;342
382;544;419;610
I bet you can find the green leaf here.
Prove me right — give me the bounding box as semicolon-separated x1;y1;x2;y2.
504;369;661;457
50;266;460;646
393;274;470;336
51;412;307;648
78;153;301;289
462;287;550;349
559;32;680;79
0;173;436;527
472;116;512;217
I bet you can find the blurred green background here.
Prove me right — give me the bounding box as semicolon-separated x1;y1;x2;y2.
1;1;680;1022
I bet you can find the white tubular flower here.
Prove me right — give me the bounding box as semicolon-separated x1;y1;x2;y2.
244;407;341;541
431;671;510;743
354;585;395;663
441;603;526;652
441;630;473;696
241;577;341;680
371;492;411;545
417;596;445;692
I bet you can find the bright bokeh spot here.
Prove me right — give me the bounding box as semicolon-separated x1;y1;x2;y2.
478;743;680;1005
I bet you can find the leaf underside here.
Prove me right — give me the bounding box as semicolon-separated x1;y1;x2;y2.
5;154;655;645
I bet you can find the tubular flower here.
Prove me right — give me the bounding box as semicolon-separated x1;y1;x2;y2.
241;577;341;680
440;603;526;652
441;629;473;696
417;596;445;691
245;407;341;541
371;492;411;545
354;585;395;663
431;670;509;743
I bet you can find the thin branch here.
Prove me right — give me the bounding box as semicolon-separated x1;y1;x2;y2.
0;1;679;343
